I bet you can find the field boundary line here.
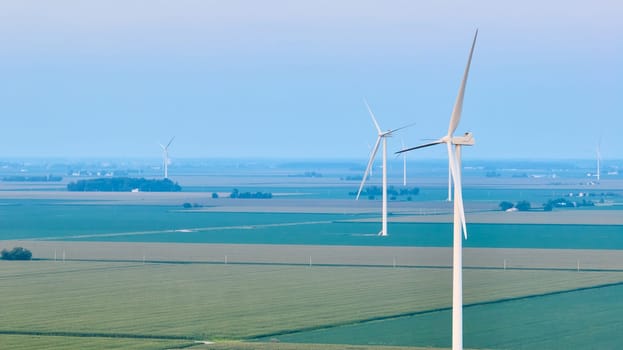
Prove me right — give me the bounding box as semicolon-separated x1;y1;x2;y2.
24;220;336;241
0;263;143;280
0;329;195;341
249;280;623;340
31;257;623;273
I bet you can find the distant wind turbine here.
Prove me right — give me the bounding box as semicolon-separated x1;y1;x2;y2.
398;29;478;350
357;100;413;236
596;139;602;182
401;139;407;186
160;137;175;179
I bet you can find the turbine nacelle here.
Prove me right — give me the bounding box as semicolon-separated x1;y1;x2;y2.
451;132;475;146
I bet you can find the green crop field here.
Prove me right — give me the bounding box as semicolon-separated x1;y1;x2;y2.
2;199;623;250
0;201;360;240
196;341;447;350
2;194;623;348
2;259;623;349
0;334;196;350
278;283;623;349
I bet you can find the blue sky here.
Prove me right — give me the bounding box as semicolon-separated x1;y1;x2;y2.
0;1;621;160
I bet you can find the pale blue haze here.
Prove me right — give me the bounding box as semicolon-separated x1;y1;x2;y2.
0;1;621;160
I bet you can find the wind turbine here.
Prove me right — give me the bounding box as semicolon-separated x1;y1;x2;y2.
356;100;412;236
596;139;602;182
160;137;175;179
401;139;407;186
397;30;478;350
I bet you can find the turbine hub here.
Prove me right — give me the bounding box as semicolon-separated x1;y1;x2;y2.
451;132;475;146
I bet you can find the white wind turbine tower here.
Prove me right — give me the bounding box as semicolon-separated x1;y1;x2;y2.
398;30;478;350
159;137;175;179
401;139;407;186
366;142;374;177
596;140;602;182
356;100;412;236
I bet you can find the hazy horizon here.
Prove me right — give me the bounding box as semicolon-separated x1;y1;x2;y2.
1;1;621;159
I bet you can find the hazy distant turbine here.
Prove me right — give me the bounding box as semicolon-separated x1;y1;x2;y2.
401;139;407;186
596;139;602;182
356;100;412;237
159;137;175;179
398;30;478;350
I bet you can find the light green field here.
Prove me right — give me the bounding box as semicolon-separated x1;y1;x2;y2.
0;334;195;350
196;341;448;350
2;259;623;348
0;335;446;350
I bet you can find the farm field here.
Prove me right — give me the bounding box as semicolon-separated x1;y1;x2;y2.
2;177;623;349
0;336;446;350
6;241;623;271
1;258;623;348
276;283;623;348
196;342;446;350
0;335;196;350
1;198;623;249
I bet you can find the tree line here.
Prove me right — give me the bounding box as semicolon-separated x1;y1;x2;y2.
229;188;273;199
67;177;182;192
499;197;596;212
2;175;63;182
349;186;420;200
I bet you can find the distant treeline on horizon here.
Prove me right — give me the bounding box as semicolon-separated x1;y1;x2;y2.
67;177;181;192
2;175;63;182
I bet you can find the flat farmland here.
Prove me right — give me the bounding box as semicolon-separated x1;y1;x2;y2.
2;187;623;349
0;335;196;350
276;283;623;348
6;241;623;271
1;198;623;250
197;342;447;350
1;258;623;347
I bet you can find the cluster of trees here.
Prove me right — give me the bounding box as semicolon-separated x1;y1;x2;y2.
1;247;32;260
349;186;420;200
543;198;595;211
500;198;597;212
2;175;62;182
229;188;273;199
182;202;204;208
499;200;532;211
67;178;181;192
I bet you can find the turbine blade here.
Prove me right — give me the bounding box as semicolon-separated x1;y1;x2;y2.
166;136;175;149
447;29;478;137
386;122;416;136
356;136;382;200
364;99;382;134
449;144;468;239
447;142;457;186
455;168;468;239
458;196;467;239
396;139;444;154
